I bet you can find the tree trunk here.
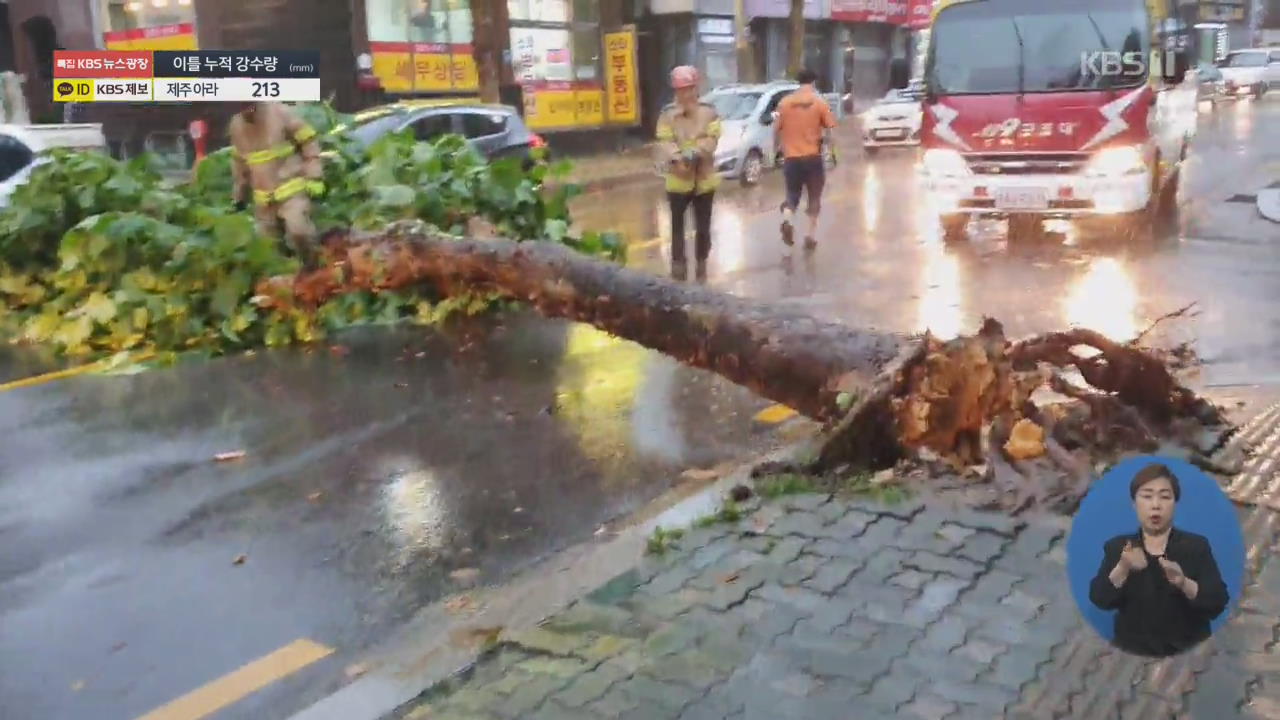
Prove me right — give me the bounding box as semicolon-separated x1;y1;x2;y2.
734;0;757;83
260;229;1232;475
787;0;806;78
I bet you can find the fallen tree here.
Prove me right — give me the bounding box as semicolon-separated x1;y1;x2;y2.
259;226;1235;503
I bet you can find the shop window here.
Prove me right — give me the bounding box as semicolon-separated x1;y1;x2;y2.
367;0;472;43
102;0;194;33
571;28;600;82
461;112;507;138
572;0;599;23
511;27;574;83
508;0;569;22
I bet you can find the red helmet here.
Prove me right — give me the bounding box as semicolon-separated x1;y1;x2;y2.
670;65;700;89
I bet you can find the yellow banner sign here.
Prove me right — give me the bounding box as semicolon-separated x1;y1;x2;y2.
604;30;639;125
522;88;605;130
371;43;479;94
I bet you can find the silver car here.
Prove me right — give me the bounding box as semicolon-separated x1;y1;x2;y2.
702;82;839;187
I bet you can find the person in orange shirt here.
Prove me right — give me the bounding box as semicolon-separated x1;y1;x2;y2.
774;69;837;250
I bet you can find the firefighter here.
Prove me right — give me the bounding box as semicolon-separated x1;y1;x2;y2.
655;65;721;281
229;101;325;269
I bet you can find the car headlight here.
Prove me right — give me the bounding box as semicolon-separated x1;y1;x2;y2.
1085;146;1147;177
921;148;969;177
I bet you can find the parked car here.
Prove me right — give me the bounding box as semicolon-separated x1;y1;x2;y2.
860;87;923;155
344;100;546;164
1217;47;1280;99
702;81;839;187
1193;62;1225;106
0;123;107;209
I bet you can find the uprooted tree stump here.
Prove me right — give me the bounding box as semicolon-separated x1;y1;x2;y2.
257;227;1237;508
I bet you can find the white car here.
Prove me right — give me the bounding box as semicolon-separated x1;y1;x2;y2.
1217;47;1280;99
861;88;922;155
0;123;106;209
702;81;842;186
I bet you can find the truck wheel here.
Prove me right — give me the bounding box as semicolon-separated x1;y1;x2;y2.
740;150;764;187
940;213;968;243
1006;214;1044;242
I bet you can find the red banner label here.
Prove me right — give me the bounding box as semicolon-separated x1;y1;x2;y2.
54;50;154;78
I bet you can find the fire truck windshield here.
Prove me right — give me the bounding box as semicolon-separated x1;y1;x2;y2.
926;0;1150;95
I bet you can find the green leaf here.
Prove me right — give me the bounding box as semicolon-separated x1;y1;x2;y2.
211;270;250;319
374;184;416;208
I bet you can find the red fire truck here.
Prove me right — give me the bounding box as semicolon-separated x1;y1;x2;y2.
916;0;1198;242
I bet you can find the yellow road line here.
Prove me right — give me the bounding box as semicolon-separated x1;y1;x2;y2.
135;639;335;720
0;351;154;393
754;404;798;424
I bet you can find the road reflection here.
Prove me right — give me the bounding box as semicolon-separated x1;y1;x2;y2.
380;464;446;565
554;325;647;480
916;240;964;340
1064;257;1139;341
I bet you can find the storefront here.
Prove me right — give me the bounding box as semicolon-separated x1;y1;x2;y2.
507;0;639;132
100;0;197;50
746;0;832;85
831;0;909;99
363;0;479;95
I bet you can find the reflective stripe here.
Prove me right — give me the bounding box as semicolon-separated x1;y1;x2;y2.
663;174;719;194
293;125;317;143
253;177;324;205
244;143;296;165
665;175;696;193
655;125;674;140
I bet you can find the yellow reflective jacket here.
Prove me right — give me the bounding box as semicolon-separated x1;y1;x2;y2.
654;102;722;195
229;102;324;206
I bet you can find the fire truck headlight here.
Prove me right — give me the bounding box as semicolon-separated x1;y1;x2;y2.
921;148;969;177
1085;146;1146;177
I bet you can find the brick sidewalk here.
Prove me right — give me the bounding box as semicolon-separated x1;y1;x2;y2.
393;405;1280;720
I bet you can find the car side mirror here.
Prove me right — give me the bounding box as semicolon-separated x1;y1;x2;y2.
761;112;775;125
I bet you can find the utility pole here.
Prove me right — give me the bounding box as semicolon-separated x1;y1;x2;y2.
734;0;755;82
787;0;805;78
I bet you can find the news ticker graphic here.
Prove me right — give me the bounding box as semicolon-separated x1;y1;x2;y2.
52;50;320;103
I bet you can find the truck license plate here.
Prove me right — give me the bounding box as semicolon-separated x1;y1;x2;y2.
994;187;1049;209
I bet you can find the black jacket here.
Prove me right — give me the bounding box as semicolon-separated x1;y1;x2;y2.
1089;528;1229;658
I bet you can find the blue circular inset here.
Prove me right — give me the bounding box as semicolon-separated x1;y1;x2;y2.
1066;455;1245;648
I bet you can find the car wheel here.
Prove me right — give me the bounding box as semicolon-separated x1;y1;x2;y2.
741;150;764;187
822;144;837;169
940;213;968;243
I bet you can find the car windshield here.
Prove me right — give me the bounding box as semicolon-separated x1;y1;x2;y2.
705;92;763;121
926;0;1150;94
880;91;915;104
1220;52;1266;68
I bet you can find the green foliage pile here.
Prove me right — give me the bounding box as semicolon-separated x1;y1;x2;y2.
0;102;622;360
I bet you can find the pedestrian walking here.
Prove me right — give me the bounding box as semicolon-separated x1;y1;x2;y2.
774;68;837;251
654;65;721;281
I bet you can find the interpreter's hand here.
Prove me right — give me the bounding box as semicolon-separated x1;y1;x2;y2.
1120;541;1148;571
1159;557;1186;587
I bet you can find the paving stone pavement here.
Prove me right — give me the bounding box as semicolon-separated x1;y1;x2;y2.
393;404;1280;720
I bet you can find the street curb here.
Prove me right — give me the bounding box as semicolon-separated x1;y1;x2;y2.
285;440;809;720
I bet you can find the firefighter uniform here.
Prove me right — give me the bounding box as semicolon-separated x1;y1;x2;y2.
229;102;325;268
654;100;721;277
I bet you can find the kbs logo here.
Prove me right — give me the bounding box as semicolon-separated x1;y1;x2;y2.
1080;50;1181;79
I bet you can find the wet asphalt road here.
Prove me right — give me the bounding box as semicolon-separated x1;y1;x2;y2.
2;97;1279;720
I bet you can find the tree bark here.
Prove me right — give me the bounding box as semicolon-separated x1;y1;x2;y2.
265;228;912;426
470;0;508;105
788;0;806;78
261;229;1231;474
